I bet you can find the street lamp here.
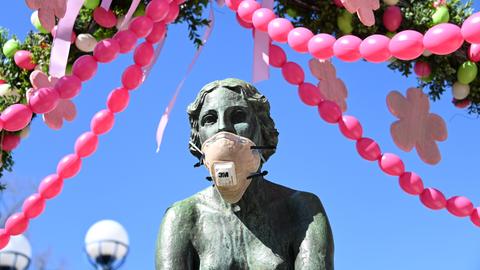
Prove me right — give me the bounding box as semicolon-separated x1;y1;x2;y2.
85;220;129;270
0;235;31;270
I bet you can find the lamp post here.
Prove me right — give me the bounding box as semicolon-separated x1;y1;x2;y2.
85;220;129;270
0;235;31;270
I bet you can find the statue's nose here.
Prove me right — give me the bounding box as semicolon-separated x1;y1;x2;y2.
217;115;235;134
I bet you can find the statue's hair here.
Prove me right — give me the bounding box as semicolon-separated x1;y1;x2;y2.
187;78;279;162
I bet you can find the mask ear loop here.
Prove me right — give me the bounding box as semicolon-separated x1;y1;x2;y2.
189;141;205;168
249;146;276;179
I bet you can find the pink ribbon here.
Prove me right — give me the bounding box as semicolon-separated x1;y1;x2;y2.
155;5;215;153
49;0;84;78
100;0;113;9
119;0;142;30
252;0;273;83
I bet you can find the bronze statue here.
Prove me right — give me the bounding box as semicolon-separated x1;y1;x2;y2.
155;78;334;269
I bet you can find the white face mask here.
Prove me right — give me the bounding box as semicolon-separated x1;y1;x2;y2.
192;132;262;204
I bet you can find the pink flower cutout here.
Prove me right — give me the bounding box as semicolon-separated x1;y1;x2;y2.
309;59;348;112
341;0;380;27
433;0;447;8
387;88;448;165
25;0;67;32
28;70;77;130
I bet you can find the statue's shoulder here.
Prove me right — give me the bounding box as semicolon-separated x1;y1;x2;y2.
289;190;328;219
164;186;216;220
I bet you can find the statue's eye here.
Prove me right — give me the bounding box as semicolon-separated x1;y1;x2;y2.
231;109;247;124
202;113;217;125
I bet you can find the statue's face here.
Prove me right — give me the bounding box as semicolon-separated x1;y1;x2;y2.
198;87;261;146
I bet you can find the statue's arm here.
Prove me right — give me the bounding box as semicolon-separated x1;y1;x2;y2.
293;192;334;270
155;203;197;270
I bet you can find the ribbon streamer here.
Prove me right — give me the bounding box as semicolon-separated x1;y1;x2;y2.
49;0;84;78
100;0;113;9
252;0;273;83
119;0;142;30
155;4;215;153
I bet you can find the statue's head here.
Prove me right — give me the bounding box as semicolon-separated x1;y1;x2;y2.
187;78;279;162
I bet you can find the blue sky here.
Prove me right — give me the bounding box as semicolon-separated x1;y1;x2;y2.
1;1;480;269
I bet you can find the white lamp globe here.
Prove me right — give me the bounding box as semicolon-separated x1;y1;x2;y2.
85;220;129;266
0;235;31;270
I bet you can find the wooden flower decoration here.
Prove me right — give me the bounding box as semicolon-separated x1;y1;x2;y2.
387;88;448;165
341;0;380;27
25;0;67;32
28;70;77;130
309;59;348;112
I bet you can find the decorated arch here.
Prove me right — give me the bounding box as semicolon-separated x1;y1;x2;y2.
0;0;478;253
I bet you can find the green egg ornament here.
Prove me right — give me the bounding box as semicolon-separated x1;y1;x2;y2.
457;61;478;85
2;39;20;58
337;11;353;34
286;8;298;18
432;6;450;25
134;2;146;17
31;11;48;33
421;74;433;83
83;0;100;9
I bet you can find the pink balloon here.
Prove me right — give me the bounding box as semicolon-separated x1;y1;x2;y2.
468;43;480;62
22;193;46;219
226;0;241;10
236;13;253;29
298;82;323;106
1;104;33;132
379;153;405;176
281;62;305;85
134;42;155;67
471;208;480;227
389;30;424;60
288;27;314;53
91;109;115;135
383;6;402;32
1;134;20;151
57;154;82;179
424;23;464;55
28;87;60;114
122;65;144;90
72;55;98;82
146;0;169;22
269;44;286;68
420;188;446;210
146;22;167;44
0;230;10;250
114;30;138;53
14;50;36;70
318;100;341;123
360;34;391;63
5;213;28;236
252;8;276;32
461;12;480;44
356;137;381;161
0;119;3;131
237;0;260;23
339;115;363;140
75;131;99;158
399;172;424;195
333;35;362;62
93;38;120;63
447;196;474;217
38;174;64;199
55;75;82;99
268;18;294;43
93;7;117;28
414;61;431;78
107;87;130;113
308;34;336;60
129;16;154;38
164;3;180;24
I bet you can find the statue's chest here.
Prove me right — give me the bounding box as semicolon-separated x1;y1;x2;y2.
192;209;293;270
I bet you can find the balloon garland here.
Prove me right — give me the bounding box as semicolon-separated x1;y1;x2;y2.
228;0;480;227
0;0;179;249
